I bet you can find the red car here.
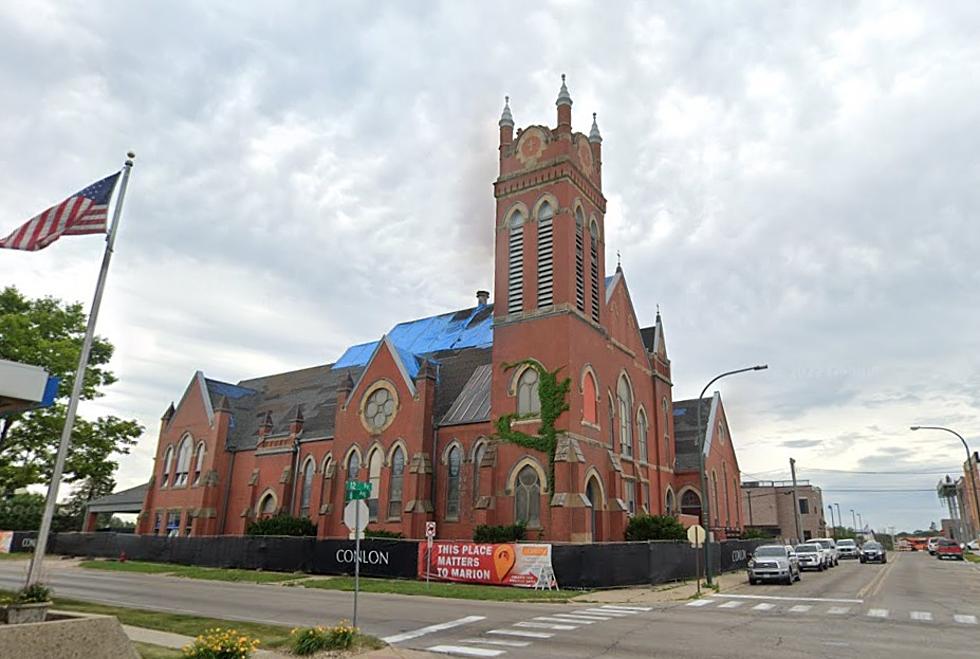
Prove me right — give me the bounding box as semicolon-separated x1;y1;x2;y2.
936;538;965;560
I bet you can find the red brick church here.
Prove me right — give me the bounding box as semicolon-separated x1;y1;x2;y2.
128;78;746;543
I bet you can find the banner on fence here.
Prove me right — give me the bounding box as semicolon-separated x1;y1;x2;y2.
418;541;557;589
0;531;12;554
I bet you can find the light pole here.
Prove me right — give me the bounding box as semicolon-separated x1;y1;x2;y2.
697;364;768;585
850;508;857;531
858;513;863;531
835;503;842;536
828;505;836;539
911;425;980;542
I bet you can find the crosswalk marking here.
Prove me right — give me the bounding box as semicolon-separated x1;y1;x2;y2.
789;605;812;613
718;601;744;609
555;613;611;621
487;629;553;639
578;608;630;617
953;614;977;625
514;621;577;631
381;615;487;644
534;616;595;625
752;603;775;611
428;646;504;657
910;611;932;621
600;605;652;612
827;606;851;615
686;599;712;607
460;638;531;647
867;609;889;618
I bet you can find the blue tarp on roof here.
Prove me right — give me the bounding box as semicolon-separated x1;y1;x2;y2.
334;305;494;370
205;379;258;399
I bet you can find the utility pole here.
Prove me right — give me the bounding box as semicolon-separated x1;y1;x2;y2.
858;513;863;531
790;458;803;543
747;490;754;526
851;508;857;531
828;505;836;539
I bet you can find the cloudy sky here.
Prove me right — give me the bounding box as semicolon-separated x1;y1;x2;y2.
3;1;979;533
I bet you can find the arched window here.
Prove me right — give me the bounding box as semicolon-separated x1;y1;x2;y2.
515;465;541;527
258;491;277;519
193;442;206;485
161;446;174;487
607;392;616;448
722;463;730;527
175;436;192;486
574;207;585;312
367;448;383;522
711;471;720;526
299;458;315;518
388;446;405;519
637;408;648;462
662;397;670;463
589;219;600;323
680;490;702;518
516;367;540;416
618;377;633;457
346;450;360;482
536;202;554;307
665;488;676;515
320;455;334;508
473;442;487;503
507;210;524;314
582;370;597;424
446;445;462;520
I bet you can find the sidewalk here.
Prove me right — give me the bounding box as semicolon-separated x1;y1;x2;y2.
572;571;748;604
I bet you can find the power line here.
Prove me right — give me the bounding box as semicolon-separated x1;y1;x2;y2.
821;488;936;493
802;467;962;475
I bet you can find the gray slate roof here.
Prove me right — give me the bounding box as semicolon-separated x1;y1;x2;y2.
84;482;149;514
440;363;492;426
639;326;656;352
672;398;712;472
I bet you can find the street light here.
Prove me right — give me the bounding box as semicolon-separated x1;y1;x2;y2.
697;364;768;585
911;425;980;542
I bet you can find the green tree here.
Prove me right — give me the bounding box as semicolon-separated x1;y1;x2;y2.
0;286;142;496
625;514;688;541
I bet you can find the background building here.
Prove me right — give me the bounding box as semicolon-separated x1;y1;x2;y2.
741;479;826;542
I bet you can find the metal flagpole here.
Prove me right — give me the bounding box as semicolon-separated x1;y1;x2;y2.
26;153;136;588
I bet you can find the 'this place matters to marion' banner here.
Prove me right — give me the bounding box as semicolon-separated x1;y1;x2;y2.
418;541;558;589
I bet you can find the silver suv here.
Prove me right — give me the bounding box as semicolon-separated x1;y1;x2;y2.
812;538;839;567
836;538;859;559
748;544;801;585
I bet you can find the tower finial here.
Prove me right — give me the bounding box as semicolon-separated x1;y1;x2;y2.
499;95;514;128
589;112;603;144
616;250;622;272
556;74;572;107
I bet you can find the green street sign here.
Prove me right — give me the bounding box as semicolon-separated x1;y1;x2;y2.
345;480;371;501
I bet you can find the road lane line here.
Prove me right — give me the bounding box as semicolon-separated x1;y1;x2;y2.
953;614;977;625
712;594;863;603
752;603;775;611
718;601;744;609
600;605;652;612
534;616;595;625
789;605;812;613
382;616;486;644
460;639;531;647
427;645;504;657
487;629;553;639
514;621;577;630
686;600;712;607
827;607;851;615
867;609;889;618
910;611;933;621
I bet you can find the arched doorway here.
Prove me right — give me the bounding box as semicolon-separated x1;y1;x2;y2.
586;477;602;542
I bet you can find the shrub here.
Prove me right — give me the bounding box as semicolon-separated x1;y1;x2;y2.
13;583;51;604
624;514;687;541
289;622;357;655
473;524;525;543
742;528;772;540
245;514;316;537
364;528;404;539
182;628;260;659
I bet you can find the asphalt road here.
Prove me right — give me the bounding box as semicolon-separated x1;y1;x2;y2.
2;552;978;658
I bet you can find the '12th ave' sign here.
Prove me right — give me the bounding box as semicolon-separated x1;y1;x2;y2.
345;480;371;501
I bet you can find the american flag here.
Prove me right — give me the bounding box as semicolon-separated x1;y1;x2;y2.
0;172;120;252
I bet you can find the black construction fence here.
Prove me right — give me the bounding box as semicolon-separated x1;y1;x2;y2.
44;532;765;589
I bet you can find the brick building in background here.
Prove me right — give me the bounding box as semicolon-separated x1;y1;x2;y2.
126;78;752;542
741;480;827;542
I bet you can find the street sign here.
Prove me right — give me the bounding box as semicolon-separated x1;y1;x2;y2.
343;500;369;533
345;480;371;501
687;524;706;547
426;521;437;539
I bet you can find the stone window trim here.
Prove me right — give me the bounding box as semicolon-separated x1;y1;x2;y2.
192;441;207;486
445;444;463;521
580;364;599;427
514;463;543;529
387;445;406;521
360;380;399;434
636;406;649;463
256;489;278;518
583;468;606;509
160;445;174;488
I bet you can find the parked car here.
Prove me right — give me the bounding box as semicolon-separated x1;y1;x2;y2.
967;540;979;551
936;538;964;560
927;537;940;555
794;543;826;571
812;538;839;567
748;544;801;585
837;538;860;559
859;541;887;563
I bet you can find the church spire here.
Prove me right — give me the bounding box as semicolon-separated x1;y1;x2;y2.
499;95;514;127
556;74;572;130
556;74;572;107
589;112;602;143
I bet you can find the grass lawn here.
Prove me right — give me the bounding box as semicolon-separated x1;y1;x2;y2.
79;559;306;584
964;552;980;563
134;642;183;659
301;576;582;602
0;552;29;560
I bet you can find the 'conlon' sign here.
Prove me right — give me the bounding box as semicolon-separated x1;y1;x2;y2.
335;548;391;565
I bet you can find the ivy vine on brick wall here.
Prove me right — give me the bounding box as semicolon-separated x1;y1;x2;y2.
494;360;571;490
